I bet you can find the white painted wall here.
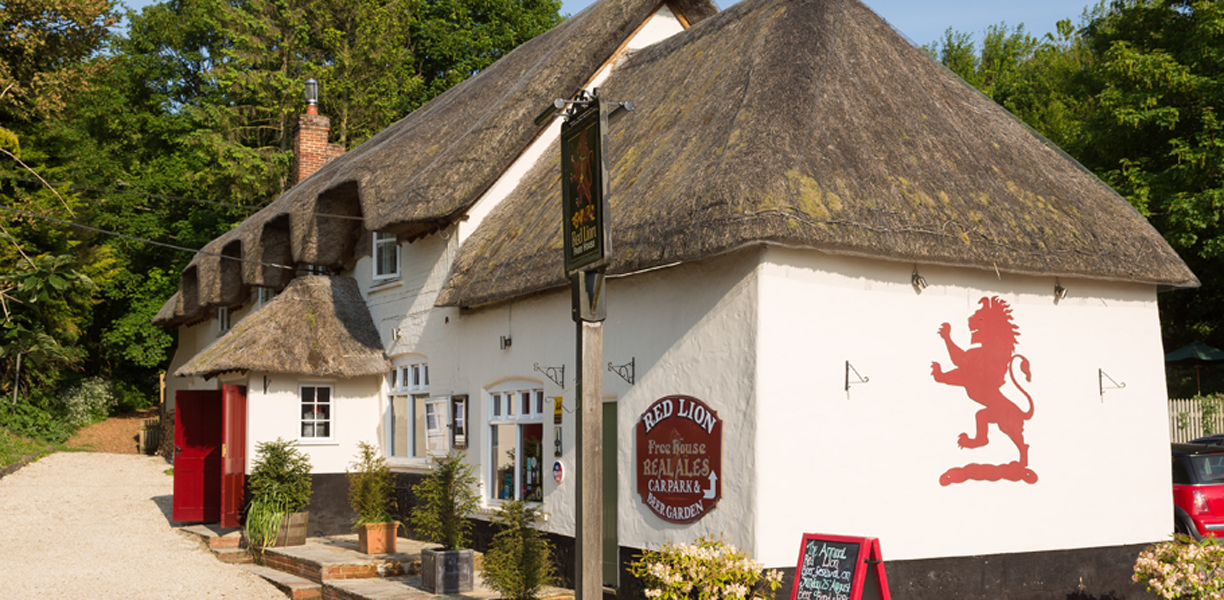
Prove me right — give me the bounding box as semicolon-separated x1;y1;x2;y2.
753;247;1172;565
242;371;382;474
452;250;761;556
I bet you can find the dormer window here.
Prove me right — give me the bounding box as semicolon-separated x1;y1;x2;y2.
373;232;399;280
217;306;231;333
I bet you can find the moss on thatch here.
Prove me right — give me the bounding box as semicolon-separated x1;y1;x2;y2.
174;276;389;379
434;0;1197;307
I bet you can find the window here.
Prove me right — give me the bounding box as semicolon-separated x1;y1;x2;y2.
489;384;545;502
388;360;446;459
300;385;332;440
257;287;277;308
451;395;468;449
218;307;231;333
373;232;399;280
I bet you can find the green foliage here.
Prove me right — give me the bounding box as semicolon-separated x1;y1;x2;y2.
480;499;556;600
0;401;72;443
0;426;52;468
410;452;479;550
248;438;313;513
1132;535;1224;599
628;535;783;600
55;376;115;428
245;496;289;553
347;440;397;526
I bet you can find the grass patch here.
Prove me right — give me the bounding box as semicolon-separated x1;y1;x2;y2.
164;468;173;476
0;427;55;471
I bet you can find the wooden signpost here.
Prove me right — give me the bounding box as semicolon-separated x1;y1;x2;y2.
791;533;891;600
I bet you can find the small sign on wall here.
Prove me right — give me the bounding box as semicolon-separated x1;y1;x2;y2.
636;395;722;523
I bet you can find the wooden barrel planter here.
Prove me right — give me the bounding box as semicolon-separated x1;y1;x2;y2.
272;512;309;547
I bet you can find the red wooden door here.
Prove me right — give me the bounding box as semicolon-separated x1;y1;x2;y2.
173;390;223;523
220;384;247;528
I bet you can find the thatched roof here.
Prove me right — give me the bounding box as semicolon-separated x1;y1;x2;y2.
174;276;389;379
435;0;1198;307
154;0;718;327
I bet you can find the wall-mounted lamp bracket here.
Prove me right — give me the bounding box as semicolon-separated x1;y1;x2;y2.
1099;369;1126;398
845;361;870;392
607;358;635;385
534;362;565;388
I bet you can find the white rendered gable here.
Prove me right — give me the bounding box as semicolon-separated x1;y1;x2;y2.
458;3;688;245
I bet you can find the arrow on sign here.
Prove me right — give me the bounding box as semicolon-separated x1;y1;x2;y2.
704;470;718;499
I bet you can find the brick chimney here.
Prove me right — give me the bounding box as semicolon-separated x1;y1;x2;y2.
292;79;345;185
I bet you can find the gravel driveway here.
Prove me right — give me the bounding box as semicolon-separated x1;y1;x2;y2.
0;453;284;600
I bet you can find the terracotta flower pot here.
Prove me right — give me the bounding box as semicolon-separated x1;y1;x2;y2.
358;521;399;554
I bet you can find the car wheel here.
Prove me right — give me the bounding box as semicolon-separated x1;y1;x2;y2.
1175;510;1204;541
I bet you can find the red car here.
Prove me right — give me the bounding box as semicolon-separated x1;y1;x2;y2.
1173;443;1224;539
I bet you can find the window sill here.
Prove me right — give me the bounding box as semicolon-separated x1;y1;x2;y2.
388;458;435;473
370;277;402;292
296;439;338;446
478;501;548;519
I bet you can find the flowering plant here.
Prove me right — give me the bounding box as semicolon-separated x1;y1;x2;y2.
628;535;783;600
1132;535;1224;599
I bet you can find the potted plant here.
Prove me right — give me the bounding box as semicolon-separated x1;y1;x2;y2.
246;438;312;554
481;499;557;600
348;440;399;554
410;452;480;593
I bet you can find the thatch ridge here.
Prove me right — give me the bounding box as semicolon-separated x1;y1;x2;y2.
174;276;389;379
435;0;1197;308
158;0;719;327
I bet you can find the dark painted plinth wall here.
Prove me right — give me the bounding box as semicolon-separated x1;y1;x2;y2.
772;543;1154;600
303;473;1154;600
302;472;428;537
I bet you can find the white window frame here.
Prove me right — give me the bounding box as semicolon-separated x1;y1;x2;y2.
386;359;446;466
257;287;276;308
373;232;400;281
487;381;546;503
299;383;334;443
217;306;231;333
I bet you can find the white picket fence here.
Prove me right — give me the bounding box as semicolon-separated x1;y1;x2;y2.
1168;397;1224;443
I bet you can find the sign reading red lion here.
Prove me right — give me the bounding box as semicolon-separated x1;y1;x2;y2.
636;395;722;523
931;296;1037;486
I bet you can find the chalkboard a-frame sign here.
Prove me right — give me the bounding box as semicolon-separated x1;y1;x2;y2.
790;533;890;600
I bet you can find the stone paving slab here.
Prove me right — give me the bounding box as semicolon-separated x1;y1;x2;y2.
268;535;431;566
240;564;322;596
325;574;572;600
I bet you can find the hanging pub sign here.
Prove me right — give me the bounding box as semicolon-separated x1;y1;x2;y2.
561;97;611;275
636;395;722;523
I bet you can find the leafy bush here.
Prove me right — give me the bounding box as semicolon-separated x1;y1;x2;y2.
1133;535;1224;599
248;438;313;513
410;452;480;550
0;401;71;443
112;379;155;414
56;376;115;428
480;499;556;600
628;535;783;600
348;440;397;526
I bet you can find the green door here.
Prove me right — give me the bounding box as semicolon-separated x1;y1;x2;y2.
602;401;618;587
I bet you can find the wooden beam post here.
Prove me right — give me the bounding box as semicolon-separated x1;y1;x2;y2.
575;318;604;600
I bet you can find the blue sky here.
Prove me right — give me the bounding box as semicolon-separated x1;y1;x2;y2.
560;0;1097;47
118;0;1097;51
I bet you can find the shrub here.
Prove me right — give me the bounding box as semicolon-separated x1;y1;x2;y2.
1133;535;1224;599
347;440;397;526
410;452;480;550
628;535;783;600
481;499;556;600
248;438;313;513
56;376;115;428
0;401;71;443
245;439;313;554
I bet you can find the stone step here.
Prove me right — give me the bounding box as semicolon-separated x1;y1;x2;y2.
214;547;253;564
240;564;323;600
260;536;418;584
324;575;575;600
178;523;245;550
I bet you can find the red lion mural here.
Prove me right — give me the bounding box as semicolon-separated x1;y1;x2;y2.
930;296;1037;485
